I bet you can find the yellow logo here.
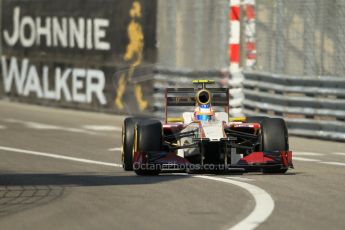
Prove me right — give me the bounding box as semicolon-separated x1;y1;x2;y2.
115;1;148;111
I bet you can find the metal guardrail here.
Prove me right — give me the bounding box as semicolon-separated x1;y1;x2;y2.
243;71;345;141
153;68;345;141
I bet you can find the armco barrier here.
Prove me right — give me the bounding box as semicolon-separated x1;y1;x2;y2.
243;71;345;141
0;0;157;115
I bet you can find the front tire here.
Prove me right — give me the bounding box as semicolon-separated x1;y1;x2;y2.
133;119;162;176
260;118;289;174
122;117;146;171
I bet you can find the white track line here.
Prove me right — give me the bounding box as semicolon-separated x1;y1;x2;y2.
82;125;121;132
0;146;122;167
195;175;274;230
320;162;345;167
3;118;99;135
293;155;345;167
0;145;273;230
293;157;321;162
332;152;345;157
108;147;122;151
226;176;255;182
0;125;6;129
293;152;324;156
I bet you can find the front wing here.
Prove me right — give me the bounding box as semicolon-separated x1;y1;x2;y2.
133;150;293;172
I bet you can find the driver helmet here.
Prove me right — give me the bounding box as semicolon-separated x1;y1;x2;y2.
194;104;214;121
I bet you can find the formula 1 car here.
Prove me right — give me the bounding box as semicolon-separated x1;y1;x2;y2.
121;80;293;175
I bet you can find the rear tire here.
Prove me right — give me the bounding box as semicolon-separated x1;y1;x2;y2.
134;119;162;176
260;118;289;174
122;117;146;171
246;116;268;123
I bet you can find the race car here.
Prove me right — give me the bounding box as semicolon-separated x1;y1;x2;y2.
121;80;293;175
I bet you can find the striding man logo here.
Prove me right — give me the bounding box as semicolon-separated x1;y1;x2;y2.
115;1;148;112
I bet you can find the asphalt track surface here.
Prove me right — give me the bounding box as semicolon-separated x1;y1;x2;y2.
0;100;344;230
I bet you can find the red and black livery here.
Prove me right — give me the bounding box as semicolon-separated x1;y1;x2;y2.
121;80;293;175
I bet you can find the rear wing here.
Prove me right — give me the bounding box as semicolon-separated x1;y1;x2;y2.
164;87;230;123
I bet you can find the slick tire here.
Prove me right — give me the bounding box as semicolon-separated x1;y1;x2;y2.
134;119;162;176
260;118;289;174
246;116;268;123
122;117;147;171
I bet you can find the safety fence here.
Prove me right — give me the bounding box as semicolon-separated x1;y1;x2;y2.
243;71;345;141
254;0;345;77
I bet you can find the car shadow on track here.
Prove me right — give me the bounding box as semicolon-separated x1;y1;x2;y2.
230;171;303;176
0;172;189;217
0;172;189;187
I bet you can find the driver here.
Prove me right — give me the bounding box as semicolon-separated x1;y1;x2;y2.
194;104;215;122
